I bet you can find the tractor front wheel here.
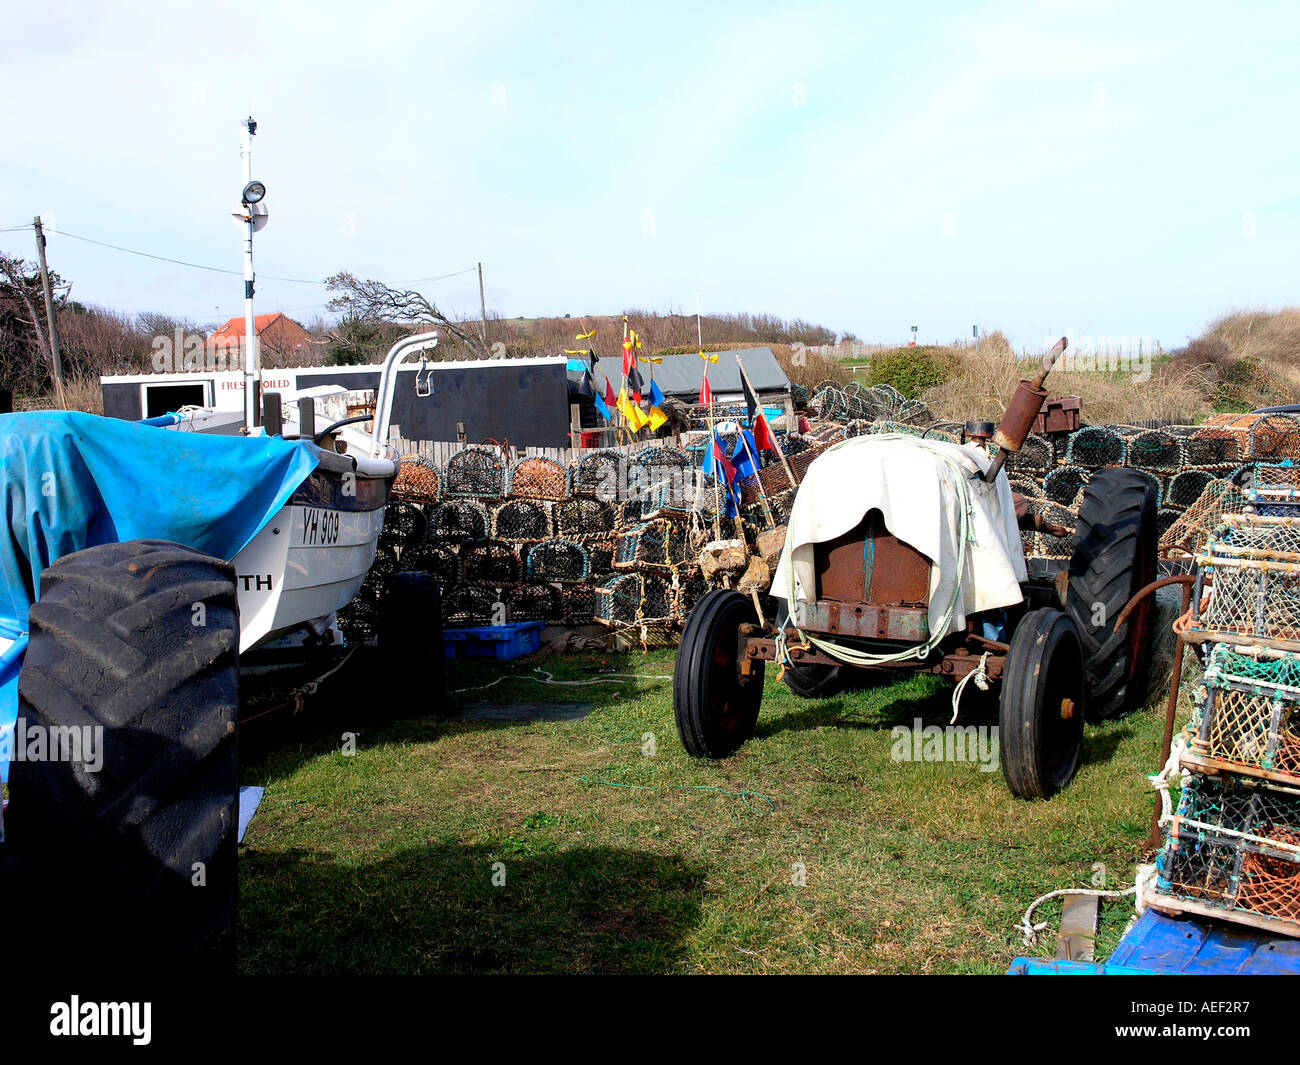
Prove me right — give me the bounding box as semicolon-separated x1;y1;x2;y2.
999;608;1086;800
674;589;764;758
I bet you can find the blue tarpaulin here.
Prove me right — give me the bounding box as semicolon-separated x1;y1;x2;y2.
0;411;319;780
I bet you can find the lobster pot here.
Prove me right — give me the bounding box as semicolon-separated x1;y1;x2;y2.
640;572;674;621
1165;469;1217;510
1022;498;1078;533
593;573;643;626
562;583;596;625
358;543;399;605
338;595;379;645
1248;466;1300;517
442;445;506;498
1153;772;1300;930
1043;465;1090;506
1156;507;1180;541
1021;529;1073;561
586;540;616;577
1190;644;1300;782
398;541;460;587
1252;463;1300;491
443;584;499;627
525;539;591;582
895;399;933;427
1159;480;1249;559
640;472;713;521
790;383;810;410
842;419;872;439
1124;429;1181;471
554;497;616;539
615;496;646;527
1004;433;1053;475
1065;426;1125;468
507;456;569;500
570;448;626;500
1185;427;1242;468
1194;516;1300;645
628;444;692;497
379;500;428;551
1206;413;1300;461
426;499;490;543
391;457;442;505
492;498;553;541
1008;475;1045;499
505;582;561;623
780;433;814;457
614;520;686;570
922;422;963;444
674;574;708;623
461;539;523;584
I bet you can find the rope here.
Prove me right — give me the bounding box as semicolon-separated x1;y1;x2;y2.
949;652;990;724
783;434;979;668
451;667;672;695
1017;883;1140;948
241;644;359;725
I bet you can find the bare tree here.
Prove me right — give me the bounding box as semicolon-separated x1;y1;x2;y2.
325;271;488;358
0;252;67;394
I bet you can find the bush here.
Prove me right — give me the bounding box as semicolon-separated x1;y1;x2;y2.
866;346;956;400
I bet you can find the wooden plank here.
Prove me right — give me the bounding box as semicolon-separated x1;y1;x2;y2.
1147;891;1300;940
1055;894;1100;961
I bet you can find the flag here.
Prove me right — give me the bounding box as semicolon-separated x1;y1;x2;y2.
648;381;666;408
617;386;648;431
622;328;642;375
604;377;618;411
576;328;597;340
740;373;779;452
638;354;663;365
593;389;612;421
575;369;595;399
646;380;668;431
627;363;645;402
699;374;713;405
699;349;719;364
731;430;760;482
701;431;739;517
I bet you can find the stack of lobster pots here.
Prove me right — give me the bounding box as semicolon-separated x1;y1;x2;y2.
1143;467;1300;937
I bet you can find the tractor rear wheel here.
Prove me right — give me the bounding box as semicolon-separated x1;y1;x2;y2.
674;589;764;758
8;539;240;973
781;663;845;699
1000;608;1086;800
1065;469;1158;719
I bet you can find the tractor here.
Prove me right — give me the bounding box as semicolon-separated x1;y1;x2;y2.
673;338;1158;798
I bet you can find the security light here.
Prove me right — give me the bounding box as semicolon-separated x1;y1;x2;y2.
242;181;267;205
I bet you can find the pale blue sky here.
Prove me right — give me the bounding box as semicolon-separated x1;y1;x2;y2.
2;0;1297;349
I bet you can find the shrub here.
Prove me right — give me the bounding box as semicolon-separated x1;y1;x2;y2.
866;346;956;400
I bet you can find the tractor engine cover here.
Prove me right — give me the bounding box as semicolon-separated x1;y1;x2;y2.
772;434;1028;644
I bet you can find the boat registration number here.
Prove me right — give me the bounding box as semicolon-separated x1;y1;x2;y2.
301;507;341;546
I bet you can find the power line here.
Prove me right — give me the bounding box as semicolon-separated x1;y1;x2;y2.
57;228;324;283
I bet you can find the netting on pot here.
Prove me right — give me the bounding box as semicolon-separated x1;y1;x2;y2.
337;595;379;645
442;444;506;498
896;399;933;427
570;448;626;500
359;544;399;604
492;498;554;541
555;496;616;539
922;422;963;443
1022;497;1078;533
586;539;616;577
627;444;691;497
781;433;813;457
1165;469;1218;510
1185;426;1242;468
391;456;442;505
443;584;499;627
379;500;428;550
561;583;596;625
843;419;872;438
790;383;810;410
674;574;708;624
505;582;561;623
1125;429;1182;471
1009;475;1045;499
525;538;590;582
506;455;569;500
397;541;460;587
593;573;643;626
614;519;686;570
640;470;714;521
1156;507;1180;541
1005;433;1053;475
461;539;523;584
426;499;490;543
1064;426;1125;468
1249;415;1300;460
1191;644;1300;784
1159;480;1249;559
1043;465;1091;505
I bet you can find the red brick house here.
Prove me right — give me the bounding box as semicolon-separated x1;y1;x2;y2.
209;313;312;361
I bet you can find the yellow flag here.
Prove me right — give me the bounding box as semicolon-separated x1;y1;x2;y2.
575;329;597;340
638;354;663;364
648;406;668;431
699;349;719;363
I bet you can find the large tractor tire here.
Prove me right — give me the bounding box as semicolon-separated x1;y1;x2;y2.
674;589;764;758
781;663;846;699
1000;608;1086;800
379;570;444;710
1065;469;1158;720
8;539;240;973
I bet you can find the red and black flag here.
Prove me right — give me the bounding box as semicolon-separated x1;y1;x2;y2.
741;374;779;453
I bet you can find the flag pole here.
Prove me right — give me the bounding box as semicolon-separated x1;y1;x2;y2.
737;355;797;486
736;426;775;529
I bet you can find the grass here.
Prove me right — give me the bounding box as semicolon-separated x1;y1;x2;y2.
237;649;1183;974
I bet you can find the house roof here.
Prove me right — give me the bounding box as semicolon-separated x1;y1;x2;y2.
570;346;790;399
210;312;302;340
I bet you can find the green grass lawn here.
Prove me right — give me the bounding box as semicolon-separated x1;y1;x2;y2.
237;649;1182;974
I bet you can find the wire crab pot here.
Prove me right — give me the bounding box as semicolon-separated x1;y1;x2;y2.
554;496;616;539
443;584;500;627
492;498;554;541
614;519;687;570
525;538;591;582
1190;515;1300;647
442;444;507;498
1064;426;1125;468
1004;433;1053;475
640;470;715;522
1009;475;1045;499
570;448;626;500
506;455;569;501
461;539;523;584
586;540;616;578
1153;772;1300;929
561;583;596;625
425;499;490;543
397;541;461;587
1159;480;1250;559
922;421;964;443
1165;469;1219;510
593;573;644;627
1125;428;1182;471
391;456;442;505
1043;465;1091;506
1188;643;1300;783
1205;413;1300;462
627;444;692;497
379;500;428;550
504;582;561;623
1184;426;1242;468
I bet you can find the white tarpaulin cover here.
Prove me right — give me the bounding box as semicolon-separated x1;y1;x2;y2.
771;435;1028;641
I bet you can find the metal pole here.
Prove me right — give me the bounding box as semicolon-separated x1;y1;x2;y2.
241;118;259;431
33;216;67;410
478;261;488;350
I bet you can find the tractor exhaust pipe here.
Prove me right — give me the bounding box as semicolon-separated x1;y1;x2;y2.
982;336;1068;484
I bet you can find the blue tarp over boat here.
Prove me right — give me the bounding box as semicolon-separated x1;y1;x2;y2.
0;411;319;780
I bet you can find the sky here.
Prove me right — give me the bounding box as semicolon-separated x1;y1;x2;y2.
2;0;1298;351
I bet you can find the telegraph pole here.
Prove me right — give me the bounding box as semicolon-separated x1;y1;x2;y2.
33;216;67;409
478;261;488;349
240;117;259;430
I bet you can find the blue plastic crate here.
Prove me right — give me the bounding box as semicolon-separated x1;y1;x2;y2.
443;620;544;661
